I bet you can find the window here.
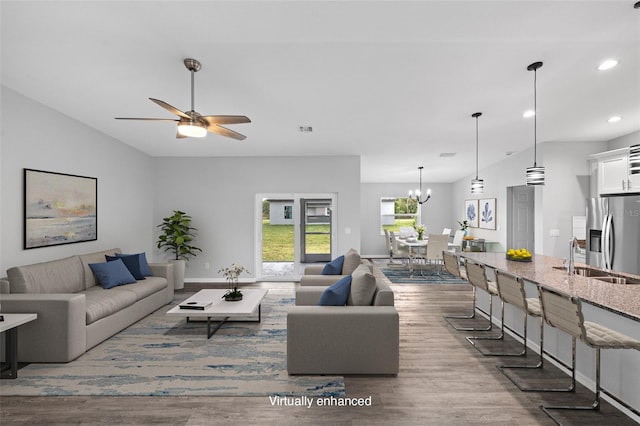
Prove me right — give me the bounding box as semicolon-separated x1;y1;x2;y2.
284;205;293;220
380;197;419;234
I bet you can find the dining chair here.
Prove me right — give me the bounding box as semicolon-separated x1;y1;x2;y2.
389;231;409;263
383;229;396;264
441;227;452;236
538;285;640;423
423;234;448;272
495;270;576;392
450;230;464;252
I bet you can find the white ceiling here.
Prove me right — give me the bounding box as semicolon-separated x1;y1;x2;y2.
2;1;639;183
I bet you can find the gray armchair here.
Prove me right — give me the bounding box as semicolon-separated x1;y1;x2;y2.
287;268;399;375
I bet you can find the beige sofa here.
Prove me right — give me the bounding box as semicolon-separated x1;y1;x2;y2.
287;261;399;375
0;248;174;362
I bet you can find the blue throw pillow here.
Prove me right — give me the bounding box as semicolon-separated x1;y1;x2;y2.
322;255;345;275
318;275;352;306
106;254;145;280
114;252;152;276
89;259;137;289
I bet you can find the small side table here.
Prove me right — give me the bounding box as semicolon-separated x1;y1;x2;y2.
1;313;37;379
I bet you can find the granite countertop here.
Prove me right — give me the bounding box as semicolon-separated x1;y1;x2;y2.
460;252;640;322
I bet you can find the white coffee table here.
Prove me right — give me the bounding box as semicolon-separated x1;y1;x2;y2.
166;289;268;338
1;313;38;379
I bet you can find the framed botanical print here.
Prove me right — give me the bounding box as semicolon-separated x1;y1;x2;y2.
479;198;496;230
24;168;97;249
464;199;479;228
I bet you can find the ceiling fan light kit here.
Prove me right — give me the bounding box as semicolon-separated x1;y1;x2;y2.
177;121;207;138
115;58;250;140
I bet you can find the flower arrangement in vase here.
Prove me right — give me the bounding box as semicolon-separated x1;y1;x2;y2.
218;263;249;301
458;220;469;236
414;224;426;240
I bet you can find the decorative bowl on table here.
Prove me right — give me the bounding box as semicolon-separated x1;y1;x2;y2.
506;248;532;262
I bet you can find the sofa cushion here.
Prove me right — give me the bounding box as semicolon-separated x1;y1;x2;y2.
106;254;145;280
89;259;137;289
7;255;84;294
348;264;377;306
114;252;152;276
318;275;352;306
341;249;361;275
122;276;167;301
80;248;120;289
322;255;344;275
83;286;137;325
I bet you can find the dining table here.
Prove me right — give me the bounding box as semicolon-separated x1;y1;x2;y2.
395;237;460;276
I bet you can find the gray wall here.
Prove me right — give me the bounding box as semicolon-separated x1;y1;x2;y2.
360;182;453;257
152;156;360;280
0;87;155;274
451;140;608;257
608;130;640;150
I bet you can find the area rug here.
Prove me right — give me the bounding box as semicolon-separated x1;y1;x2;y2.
0;289;345;397
381;267;468;284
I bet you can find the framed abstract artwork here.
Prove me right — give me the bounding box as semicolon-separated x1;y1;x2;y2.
464;199;479;228
24;168;97;249
479;198;496;230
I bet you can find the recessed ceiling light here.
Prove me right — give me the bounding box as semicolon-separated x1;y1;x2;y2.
608;116;622;123
598;59;618;71
523;110;535;118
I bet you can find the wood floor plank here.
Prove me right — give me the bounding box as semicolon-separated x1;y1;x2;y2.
0;281;636;425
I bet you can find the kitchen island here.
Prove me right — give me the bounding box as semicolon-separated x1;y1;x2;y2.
460;252;640;321
460;251;640;421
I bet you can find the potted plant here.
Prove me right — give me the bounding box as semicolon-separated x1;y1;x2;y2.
156;210;202;290
219;263;249;301
458;220;469;236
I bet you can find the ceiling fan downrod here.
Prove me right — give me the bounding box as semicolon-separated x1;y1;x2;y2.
184;58;201;114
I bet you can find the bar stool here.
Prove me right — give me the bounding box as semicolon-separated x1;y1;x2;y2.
443;251;477;330
495;270;574;392
538;285;640;423
464;260;510;355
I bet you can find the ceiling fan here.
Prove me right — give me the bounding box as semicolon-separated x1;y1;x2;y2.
115;58;250;140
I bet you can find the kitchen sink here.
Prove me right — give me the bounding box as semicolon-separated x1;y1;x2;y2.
552;265;640;284
592;276;640;285
573;267;610;278
551;265;608;277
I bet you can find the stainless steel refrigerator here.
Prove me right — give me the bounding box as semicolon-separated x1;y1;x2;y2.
586;196;640;275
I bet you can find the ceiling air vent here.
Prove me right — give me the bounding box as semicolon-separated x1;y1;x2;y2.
299;126;313;133
439;153;456;157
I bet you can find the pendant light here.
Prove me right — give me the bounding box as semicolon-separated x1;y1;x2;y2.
471;112;484;194
526;61;545;186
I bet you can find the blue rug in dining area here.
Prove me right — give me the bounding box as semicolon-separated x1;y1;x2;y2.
381;267;468;284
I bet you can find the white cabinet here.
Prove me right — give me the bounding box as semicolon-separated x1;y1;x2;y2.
593;148;640;195
599;154;629;194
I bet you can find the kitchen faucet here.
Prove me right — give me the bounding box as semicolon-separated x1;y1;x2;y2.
568;236;579;276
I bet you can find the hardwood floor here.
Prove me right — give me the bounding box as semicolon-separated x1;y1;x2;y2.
0;282;636;425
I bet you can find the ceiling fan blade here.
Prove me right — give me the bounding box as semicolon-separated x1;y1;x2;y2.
207;124;247;141
149;98;191;119
176;131;188;139
201;115;251;125
115;117;179;121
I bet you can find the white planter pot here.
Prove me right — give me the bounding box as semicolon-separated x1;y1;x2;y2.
170;259;186;290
